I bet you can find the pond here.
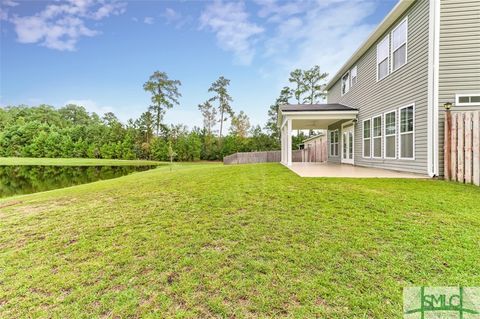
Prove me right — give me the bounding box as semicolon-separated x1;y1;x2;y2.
0;165;156;198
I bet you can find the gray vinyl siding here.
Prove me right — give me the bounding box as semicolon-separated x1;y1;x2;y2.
437;0;480;176
327;0;429;175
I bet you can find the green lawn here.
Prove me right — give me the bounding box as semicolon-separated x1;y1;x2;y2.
1;163;479;318
0;157;165;166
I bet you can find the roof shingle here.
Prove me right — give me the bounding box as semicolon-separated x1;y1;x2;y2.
280;104;357;112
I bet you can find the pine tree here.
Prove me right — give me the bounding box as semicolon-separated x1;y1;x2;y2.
143;71;182;136
208;76;233;138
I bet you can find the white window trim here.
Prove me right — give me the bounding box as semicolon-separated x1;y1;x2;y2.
398;103;415;160
376;34;390;82
362;118;372;159
391;17;408;74
372;115;383;159
341;71;350;96
383;110;397;159
350;65;358;87
329;129;339;157
455;93;480;106
341;121;355;163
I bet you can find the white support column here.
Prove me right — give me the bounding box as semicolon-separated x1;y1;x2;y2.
287;119;292;166
283;124;287;165
280;124;285;164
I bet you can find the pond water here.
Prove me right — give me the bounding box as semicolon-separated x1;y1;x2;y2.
0;165;156;198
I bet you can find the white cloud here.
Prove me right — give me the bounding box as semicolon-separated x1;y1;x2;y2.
64;99;144;123
143;16;154;25
0;10;8;21
200;0;264;65
161;8;192;29
164;109;203;130
65;99;114;116
198;0;378;77
7;0;126;51
254;0;307;22
2;0;19;7
257;0;378;82
163;8;180;23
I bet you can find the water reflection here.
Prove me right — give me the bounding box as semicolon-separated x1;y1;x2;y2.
0;165;155;198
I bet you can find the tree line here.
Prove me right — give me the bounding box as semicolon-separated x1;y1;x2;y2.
0;66;327;161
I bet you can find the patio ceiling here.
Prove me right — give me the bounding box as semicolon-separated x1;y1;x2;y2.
279;103;359;130
290;118;344;130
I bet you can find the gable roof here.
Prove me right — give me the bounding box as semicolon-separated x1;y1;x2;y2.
280;103;357;113
324;0;416;91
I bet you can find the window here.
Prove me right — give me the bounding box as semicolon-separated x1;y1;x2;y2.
341;72;350;95
384;111;396;159
351;66;358;86
377;35;389;81
456;93;480;106
392;18;408;72
363;119;371;158
399;104;414;159
330;130;339;157
372;116;382;158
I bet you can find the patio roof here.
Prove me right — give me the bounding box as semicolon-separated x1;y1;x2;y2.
279;103;359;166
278;103;358;130
280;103;357;112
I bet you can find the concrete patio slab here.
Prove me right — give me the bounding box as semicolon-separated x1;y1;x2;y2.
287;162;428;178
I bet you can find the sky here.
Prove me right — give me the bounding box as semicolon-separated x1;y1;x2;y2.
0;0;396;129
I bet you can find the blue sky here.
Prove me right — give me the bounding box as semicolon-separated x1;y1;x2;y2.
0;0;396;129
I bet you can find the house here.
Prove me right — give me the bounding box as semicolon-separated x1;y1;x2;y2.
279;0;480;177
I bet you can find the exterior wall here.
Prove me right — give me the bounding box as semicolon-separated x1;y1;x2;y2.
327;0;430;174
438;0;480;175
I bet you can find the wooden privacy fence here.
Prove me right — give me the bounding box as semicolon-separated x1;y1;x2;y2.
444;110;480;186
302;138;328;163
223;150;302;165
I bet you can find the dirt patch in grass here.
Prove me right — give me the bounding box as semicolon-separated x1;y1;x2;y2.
10;198;78;216
0;200;23;209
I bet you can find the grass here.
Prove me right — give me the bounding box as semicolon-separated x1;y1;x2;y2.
0;163;479;318
0;157;165;166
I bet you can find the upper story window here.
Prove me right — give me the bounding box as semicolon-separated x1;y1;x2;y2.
377;35;389;81
351;66;358;86
456;93;480;106
392;18;408;72
341;72;350;96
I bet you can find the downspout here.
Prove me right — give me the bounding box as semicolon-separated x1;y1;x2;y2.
427;0;440;177
433;0;440;177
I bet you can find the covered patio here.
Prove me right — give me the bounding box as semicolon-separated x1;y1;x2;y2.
279;103;358;166
288;162;426;178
